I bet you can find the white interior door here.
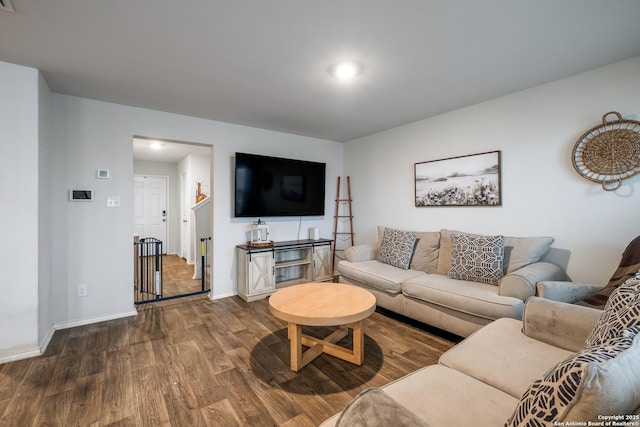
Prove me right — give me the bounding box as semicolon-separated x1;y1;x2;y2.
134;175;168;253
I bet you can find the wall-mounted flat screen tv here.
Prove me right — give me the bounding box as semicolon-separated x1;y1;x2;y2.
234;152;326;217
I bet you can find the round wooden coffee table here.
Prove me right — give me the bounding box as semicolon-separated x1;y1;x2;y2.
269;282;376;372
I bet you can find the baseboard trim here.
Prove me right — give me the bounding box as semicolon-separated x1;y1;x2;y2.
53;309;138;330
39;325;55;354
0;325;56;364
0;348;43;364
211;291;236;300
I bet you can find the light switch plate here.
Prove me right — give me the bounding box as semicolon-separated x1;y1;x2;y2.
107;196;120;208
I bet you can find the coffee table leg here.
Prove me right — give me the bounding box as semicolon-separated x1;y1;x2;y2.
352;321;364;365
289;322;302;372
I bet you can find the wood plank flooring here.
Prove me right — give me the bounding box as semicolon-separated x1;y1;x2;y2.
161;254;208;298
136;254;209;303
0;294;457;427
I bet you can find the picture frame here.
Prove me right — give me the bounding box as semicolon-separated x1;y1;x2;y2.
415;150;501;207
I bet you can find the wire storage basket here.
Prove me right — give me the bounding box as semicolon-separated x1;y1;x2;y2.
572;111;640;191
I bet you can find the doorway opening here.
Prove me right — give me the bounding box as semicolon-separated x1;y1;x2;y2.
132;136;213;304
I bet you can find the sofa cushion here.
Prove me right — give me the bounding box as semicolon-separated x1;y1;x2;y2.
585;271;640;347
410;231;441;274
321;365;519;427
338;260;426;294
377;228;418;270
503;236;554;274
402;274;523;321
383;365;519;427
448;233;504;285
506;326;640;426
437;229;555;275
377;226;440;273
335;388;430;427
436;228;465;274
440;318;573;399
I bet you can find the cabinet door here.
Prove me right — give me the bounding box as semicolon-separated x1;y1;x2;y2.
313;245;333;282
247;251;275;294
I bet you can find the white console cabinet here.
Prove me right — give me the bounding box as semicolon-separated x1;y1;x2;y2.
236;239;333;302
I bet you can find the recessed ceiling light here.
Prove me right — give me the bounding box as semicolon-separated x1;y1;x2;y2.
331;62;361;81
150;142;162;150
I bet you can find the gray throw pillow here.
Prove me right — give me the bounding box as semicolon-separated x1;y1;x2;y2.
377;228;417;270
448;233;504;285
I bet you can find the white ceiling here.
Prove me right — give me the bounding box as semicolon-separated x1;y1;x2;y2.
2;1;640;142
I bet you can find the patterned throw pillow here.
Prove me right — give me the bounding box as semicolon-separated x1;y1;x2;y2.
505;327;640;427
448;233;505;285
585;271;640;347
377;228;417;270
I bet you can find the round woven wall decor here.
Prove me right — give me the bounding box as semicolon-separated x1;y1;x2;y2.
572;111;640;191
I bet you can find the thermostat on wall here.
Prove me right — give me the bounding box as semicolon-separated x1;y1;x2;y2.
69;189;94;201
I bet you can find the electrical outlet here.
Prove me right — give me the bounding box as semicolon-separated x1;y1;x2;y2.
77;284;88;297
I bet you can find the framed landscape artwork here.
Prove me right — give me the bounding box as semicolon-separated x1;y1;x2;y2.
415;150;501;207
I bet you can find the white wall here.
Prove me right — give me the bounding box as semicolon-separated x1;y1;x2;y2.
51;94;343;327
190;154;211;200
0;61;41;361
344;56;640;285
38;72;54;350
133;160;180;254
178;153;211;264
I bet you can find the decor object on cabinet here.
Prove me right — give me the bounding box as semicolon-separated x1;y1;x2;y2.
415;151;501;207
248;219;272;247
572;111;640;191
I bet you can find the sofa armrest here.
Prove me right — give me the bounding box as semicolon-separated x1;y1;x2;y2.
499;262;566;301
536;280;607;303
521;297;602;352
344;243;379;262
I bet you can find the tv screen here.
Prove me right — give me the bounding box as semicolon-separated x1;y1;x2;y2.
234;152;326;217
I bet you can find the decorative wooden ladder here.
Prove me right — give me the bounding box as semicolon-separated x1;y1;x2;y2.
332;176;355;274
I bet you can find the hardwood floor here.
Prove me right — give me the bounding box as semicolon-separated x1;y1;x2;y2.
161;254;207;298
0;294;456;426
135;254;208;303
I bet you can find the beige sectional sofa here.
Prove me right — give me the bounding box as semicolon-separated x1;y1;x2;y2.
338;227;567;337
321;294;640;426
